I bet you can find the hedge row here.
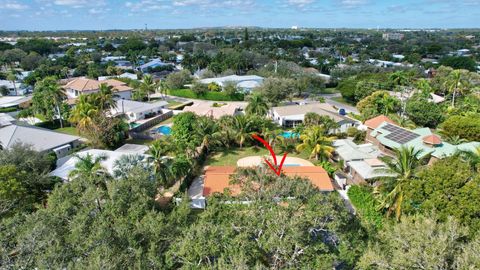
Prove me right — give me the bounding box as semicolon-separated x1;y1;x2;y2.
167;89;244;101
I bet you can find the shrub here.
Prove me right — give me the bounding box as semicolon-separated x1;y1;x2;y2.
167;89;244;101
440;115;480;142
347;185;384;231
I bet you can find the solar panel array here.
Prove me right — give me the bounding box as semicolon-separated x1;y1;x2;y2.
382;124;420;144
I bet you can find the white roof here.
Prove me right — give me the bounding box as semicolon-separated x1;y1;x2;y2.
348;160;391;180
119;72;138;80
237;80;261;89
199;75;264;86
114;143;149;154
333;139;380;162
51;147;148;180
111;99;168;115
0;80;24;90
0;113;15;126
0;124;80;152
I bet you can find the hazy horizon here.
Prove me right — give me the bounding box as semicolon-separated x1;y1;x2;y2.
0;0;479;31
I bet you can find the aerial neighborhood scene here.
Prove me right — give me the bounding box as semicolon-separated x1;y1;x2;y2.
1;0;480;268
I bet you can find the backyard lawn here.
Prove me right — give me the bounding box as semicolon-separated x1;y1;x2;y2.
206;146;312;166
55;127;80;136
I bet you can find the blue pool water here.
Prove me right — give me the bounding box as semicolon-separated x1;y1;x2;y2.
157;125;172;135
281;131;299;139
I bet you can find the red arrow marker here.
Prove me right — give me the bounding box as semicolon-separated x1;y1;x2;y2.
252;134;288;176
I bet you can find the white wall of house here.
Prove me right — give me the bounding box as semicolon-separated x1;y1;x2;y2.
116;90;132;100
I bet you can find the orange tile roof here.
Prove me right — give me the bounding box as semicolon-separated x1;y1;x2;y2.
202;166;334;196
203;166;240;196
423;134;442;145
64;78;131;92
364;115;396;129
282;166;334;191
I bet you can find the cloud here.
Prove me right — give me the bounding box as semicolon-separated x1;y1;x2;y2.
339;0;368;8
285;0;315;8
1;1;29;10
125;0;171;12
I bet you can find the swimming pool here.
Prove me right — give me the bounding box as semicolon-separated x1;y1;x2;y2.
156;125;172;135
280;131;299;139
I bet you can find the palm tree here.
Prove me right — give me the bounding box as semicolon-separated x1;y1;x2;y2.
443;135;467;145
376;146;424;220
388;114;416;129
141;74;156;102
69;153;108;179
296;126;335;161
245;94;269;116
69;95;99;132
196;117;223;152
231;115;255;148
444;69;467;108
97;83;117;111
382;95;396;115
276;136;297;154
415;78;432;96
148;139;175;186
35;77;67;128
389;71;409;89
458;146;480;172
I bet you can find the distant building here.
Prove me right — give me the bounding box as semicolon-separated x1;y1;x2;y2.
199;75;264;93
183;103;241;119
63;77;133;100
0;80;29;96
137;58;173;73
382;33;405;41
269;103;359;132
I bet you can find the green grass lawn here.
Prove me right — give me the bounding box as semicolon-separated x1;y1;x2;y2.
331;96;355;105
55;127;80;136
206;146;312;166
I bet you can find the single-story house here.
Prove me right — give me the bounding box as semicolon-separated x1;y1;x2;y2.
110;99;169;122
333;139;391;184
0;96;32;109
0;80;29;96
183;103;241;119
187;165;333;209
0;123;81;158
269;103;359;132
365;115;480;164
63;77;133;100
137;58;173;73
98;72;139;81
50;145;149;180
199;75;264;93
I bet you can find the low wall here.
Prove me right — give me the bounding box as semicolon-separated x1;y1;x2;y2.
130;110;173;133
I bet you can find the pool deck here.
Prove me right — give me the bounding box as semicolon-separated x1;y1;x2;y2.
237;156;314;167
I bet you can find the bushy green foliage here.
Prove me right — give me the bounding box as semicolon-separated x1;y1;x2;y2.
405;157;480;233
357;91;401;119
347;185;384;232
358;214;479;269
167;88;244;101
440;115;480;142
440;56;477;71
405;95;445;128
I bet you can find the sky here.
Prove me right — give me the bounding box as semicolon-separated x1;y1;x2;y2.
0;0;479;31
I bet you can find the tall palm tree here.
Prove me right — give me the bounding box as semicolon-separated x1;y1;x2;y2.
376;146;424;220
148;139;175;186
415;78;433;96
97;83;117;111
444;69;468;108
69;95;99;132
382;95;396;115
35;77;67;128
296;126;335;161
141;74;156;102
245;94;269;116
